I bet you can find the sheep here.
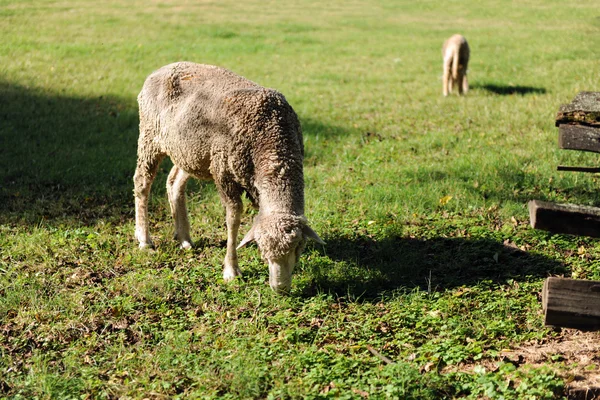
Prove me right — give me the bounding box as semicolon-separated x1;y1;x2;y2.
442;34;470;96
134;62;324;294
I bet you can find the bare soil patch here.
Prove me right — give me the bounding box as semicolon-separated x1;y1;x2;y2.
505;329;600;399
446;329;600;399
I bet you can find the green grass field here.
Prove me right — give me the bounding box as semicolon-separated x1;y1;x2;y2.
1;0;600;398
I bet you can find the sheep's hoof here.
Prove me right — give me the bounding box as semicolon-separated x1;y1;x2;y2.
223;267;242;282
138;242;155;251
271;286;292;296
180;241;193;250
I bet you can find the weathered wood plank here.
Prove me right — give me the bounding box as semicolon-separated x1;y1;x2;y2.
528;200;600;238
557;165;600;173
558;124;600;153
555;91;600;127
542;277;600;330
568;386;600;400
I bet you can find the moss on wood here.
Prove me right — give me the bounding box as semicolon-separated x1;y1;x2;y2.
555;91;600;126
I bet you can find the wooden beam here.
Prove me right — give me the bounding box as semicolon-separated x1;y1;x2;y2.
555;91;600;127
557;165;600;173
528;200;600;238
558;123;600;153
542;277;600;330
567;386;600;400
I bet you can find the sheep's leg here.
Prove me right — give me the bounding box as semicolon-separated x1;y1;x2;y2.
442;63;451;96
457;70;465;95
462;73;469;94
166;165;193;249
134;151;165;249
222;200;243;282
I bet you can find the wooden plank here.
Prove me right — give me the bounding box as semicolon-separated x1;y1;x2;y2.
555;91;600;127
528;200;600;238
542;277;600;330
557;165;600;173
567;386;600;400
558;124;600;153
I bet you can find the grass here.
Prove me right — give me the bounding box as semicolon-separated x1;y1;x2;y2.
1;0;600;398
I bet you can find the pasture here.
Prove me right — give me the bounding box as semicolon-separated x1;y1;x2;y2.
1;0;599;398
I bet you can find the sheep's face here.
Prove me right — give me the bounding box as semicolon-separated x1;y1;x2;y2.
238;213;324;294
266;247;301;294
256;216;306;294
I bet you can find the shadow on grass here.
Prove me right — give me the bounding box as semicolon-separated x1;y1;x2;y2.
474;168;600;207
301;234;565;299
0;81;140;225
300;116;351;139
408;165;600;208
473;83;546;96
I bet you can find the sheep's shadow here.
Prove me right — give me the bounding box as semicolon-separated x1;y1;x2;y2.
299;234;566;299
472;83;546;96
0;81;140;225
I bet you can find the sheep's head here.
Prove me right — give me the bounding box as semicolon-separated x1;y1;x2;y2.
237;213;324;294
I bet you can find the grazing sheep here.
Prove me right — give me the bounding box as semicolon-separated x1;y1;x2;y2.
134;62;324;294
442;34;470;96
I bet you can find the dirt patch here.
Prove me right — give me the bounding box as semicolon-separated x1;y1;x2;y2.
504;330;600;386
446;329;600;399
504;329;600;399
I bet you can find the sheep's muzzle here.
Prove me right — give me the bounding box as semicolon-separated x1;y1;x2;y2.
267;251;297;294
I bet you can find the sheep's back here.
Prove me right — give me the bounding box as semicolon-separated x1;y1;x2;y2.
138;62;261;115
137;62;303;193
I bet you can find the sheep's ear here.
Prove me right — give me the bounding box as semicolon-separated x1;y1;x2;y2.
237;226;256;249
303;225;325;245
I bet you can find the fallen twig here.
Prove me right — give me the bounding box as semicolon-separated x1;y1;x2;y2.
366;345;395;365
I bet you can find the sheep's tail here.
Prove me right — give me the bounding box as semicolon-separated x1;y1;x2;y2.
451;46;460;81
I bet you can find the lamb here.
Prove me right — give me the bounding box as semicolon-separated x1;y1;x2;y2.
134;62;324;294
442;34;470;96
